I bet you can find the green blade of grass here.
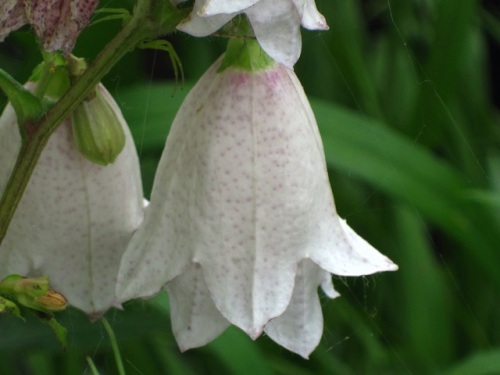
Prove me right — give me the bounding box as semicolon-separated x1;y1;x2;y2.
445;349;500;375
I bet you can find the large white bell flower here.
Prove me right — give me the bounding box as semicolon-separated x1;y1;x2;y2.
175;0;328;67
0;83;144;317
116;40;397;357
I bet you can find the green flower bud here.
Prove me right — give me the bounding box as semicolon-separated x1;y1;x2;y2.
71;86;126;165
0;274;48;296
20;290;67;313
0;274;67;313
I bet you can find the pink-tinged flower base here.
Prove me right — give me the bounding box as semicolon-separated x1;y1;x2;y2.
0;84;143;317
117;57;397;357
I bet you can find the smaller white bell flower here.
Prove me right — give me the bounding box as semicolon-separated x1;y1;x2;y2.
117;39;397;358
0;83;144;318
174;0;328;67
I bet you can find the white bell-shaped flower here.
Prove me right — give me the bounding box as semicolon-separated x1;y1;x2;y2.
0;83;144;317
117;40;396;357
175;0;328;67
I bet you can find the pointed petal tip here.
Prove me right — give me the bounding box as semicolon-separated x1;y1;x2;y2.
87;310;105;322
338;218;398;275
310;15;329;31
178;342;191;353
247;327;264;340
387;261;399;272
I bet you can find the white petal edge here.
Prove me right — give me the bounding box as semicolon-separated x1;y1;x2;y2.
294;0;329;30
200;0;259;15
246;0;302;68
310;218;398;277
177;0;234;37
265;259;339;358
167;263;230;351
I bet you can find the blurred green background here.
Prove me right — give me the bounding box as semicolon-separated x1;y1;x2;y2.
1;0;500;373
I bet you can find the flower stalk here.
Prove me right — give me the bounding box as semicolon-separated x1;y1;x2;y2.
0;0;188;245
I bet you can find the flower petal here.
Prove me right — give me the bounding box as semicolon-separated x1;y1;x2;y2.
166;263;230;351
176;0;327;66
177;0;233;37
27;0;99;53
0;1;27;41
200;0;259;15
246;0;301;67
265;259;338;358
115;58;226;303
309;218;399;276
293;0;329;30
173;62;326;335
278;64;398;276
0;84;144;315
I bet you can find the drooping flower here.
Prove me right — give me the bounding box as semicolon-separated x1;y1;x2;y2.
0;0;99;53
117;39;397;357
0;83;144;317
174;0;328;67
0;1;26;42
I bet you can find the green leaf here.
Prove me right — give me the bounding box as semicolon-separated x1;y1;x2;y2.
445;349;500;375
393;206;453;368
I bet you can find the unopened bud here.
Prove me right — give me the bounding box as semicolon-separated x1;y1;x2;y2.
0;274;67;313
0;274;49;296
34;290;68;312
71;85;126;165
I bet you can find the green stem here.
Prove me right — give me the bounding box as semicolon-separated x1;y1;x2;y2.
102;318;126;375
86;356;101;375
0;0;187;244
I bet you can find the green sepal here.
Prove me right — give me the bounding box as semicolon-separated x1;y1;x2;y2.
218;38;275;73
217;15;275;72
71;86;126;165
30;54;71;100
0;296;24;320
0;68;45;124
